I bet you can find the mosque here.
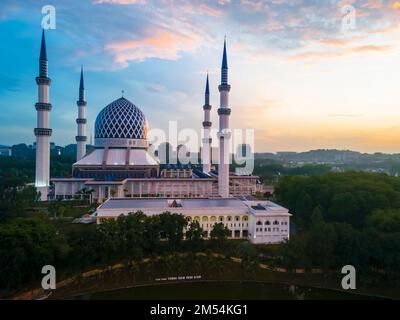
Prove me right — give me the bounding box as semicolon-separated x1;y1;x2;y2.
33;31;291;244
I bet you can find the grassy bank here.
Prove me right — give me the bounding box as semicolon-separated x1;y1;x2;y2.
14;253;400;300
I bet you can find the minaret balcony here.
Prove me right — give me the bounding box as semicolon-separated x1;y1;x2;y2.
217;130;232;140
34;128;52;136
203;104;212;111
35;103;52;111
76;118;87;124
218;84;231;92
77;100;87;107
217;108;231;116
202;121;212;128
35;76;51;86
76;136;87;142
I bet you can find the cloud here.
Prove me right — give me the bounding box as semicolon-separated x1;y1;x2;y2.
106;29;200;66
94;0;222;16
176;2;223;17
289;44;393;61
328;113;364;117
289;50;345;61
362;0;385;9
350;44;393;52
93;0;146;4
145;83;166;93
392;1;400;9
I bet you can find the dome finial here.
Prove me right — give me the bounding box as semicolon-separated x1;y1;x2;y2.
121;90;124;98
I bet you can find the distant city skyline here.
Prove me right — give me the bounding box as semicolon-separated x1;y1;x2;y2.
2;0;400;153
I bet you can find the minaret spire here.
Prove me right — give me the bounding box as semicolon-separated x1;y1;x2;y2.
221;37;228;84
205;73;210;105
39;29;48;77
202;73;212;173
80;66;84;88
217;38;232;198
40;29;47;61
34;30;52;201
79;65;85;100
76;66;87;161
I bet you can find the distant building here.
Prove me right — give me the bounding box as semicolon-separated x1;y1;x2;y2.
0;145;12;156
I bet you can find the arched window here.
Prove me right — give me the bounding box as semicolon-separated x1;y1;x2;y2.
256;221;262;226
273;220;279;225
265;220;271;225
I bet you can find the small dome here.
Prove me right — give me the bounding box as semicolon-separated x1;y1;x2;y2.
95;97;148;141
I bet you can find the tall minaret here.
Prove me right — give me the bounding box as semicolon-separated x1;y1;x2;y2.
76;66;87;161
202;74;212;173
34;30;52;201
217;38;231;198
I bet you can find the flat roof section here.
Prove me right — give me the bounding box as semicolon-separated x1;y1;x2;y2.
99;198;168;209
99;198;246;209
181;198;246;208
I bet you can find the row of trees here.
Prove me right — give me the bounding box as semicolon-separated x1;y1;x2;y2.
0;154;76;220
253;159;331;184
0;154;74;186
0;214;68;289
68;212;231;269
275;171;400;228
274;172;400;283
0;211;232;290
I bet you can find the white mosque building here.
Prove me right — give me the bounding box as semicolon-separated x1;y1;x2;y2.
34;31;291;244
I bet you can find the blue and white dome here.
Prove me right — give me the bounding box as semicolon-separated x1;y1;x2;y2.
94;97;148;147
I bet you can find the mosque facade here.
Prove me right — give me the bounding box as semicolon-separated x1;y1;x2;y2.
34;31;291;244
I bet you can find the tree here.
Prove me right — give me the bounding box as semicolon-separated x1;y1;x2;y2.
237;242;258;277
96;218;124;265
332;223;367;271
158;212;187;250
275;172;400;229
0;184;38;219
366;209;400;233
0;215;68;289
67;225;98;272
119;212;146;261
185;220;204;251
210;223;231;250
279;236;309;272
327;192;359;226
306;207;337;271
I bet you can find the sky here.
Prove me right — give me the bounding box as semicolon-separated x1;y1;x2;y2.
1;0;400;153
